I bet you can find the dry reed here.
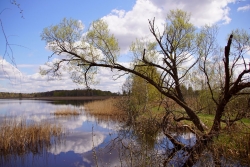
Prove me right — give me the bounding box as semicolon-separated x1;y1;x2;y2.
84;98;125;116
0;117;64;156
53;107;80;116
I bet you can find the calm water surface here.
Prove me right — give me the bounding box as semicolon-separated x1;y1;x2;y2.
0;99;196;167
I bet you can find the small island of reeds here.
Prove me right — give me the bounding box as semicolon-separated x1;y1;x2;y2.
53;108;81;116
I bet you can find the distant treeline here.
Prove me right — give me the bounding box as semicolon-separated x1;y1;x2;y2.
0;89;119;98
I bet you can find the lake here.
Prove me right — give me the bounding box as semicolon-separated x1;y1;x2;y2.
0;99;229;167
0;99;128;167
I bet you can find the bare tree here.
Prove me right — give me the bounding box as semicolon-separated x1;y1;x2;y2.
1;0;24;63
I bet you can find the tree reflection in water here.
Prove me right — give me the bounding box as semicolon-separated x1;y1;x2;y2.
87;117;195;167
89;117;247;167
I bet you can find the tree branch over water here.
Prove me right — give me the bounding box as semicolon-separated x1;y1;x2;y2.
40;9;250;166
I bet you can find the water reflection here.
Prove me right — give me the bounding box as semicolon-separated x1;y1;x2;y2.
49;132;105;155
1;99;240;167
0;99;125;167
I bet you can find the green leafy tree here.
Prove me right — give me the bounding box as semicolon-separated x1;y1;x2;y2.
129;39;162;109
40;9;250;165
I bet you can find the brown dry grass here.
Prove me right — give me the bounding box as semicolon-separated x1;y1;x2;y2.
53;108;80;116
84;98;125;116
0;117;64;156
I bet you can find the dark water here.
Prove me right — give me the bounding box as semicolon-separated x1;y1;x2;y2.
1;99;242;167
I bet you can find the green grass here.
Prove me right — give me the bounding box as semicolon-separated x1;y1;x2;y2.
151;106;165;114
197;113;215;129
140;106;165;118
177;113;250;164
212;126;250;165
241;118;250;125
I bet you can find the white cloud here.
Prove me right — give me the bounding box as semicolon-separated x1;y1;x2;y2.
102;0;235;53
102;0;164;54
237;4;250;11
232;58;250;80
247;50;250;56
0;58;22;80
149;0;235;26
78;20;84;30
0;57;127;93
17;64;39;68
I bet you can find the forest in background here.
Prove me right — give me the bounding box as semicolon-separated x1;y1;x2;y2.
0;89;119;98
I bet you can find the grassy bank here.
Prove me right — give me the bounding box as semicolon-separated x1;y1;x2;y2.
0;118;64;156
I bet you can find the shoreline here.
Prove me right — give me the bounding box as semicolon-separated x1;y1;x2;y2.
0;96;113;100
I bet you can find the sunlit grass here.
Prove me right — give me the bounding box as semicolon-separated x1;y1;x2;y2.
0;117;64;156
53;108;80;116
84;98;125;116
197;113;215;129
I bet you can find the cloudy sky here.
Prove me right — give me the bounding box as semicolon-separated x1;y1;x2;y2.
0;0;249;93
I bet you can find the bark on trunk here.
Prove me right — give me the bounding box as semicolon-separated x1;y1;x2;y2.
183;134;213;167
184;107;206;132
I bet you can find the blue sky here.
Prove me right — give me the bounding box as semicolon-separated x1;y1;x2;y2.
0;0;249;93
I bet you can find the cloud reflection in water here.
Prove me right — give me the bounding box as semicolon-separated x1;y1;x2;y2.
49;132;105;155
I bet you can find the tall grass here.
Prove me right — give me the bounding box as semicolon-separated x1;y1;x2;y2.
84;98;125;116
53;107;80;116
211;124;250;165
0;117;64;157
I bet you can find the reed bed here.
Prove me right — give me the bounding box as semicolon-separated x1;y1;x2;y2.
84;98;125;116
0;118;64;156
53;108;80;116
